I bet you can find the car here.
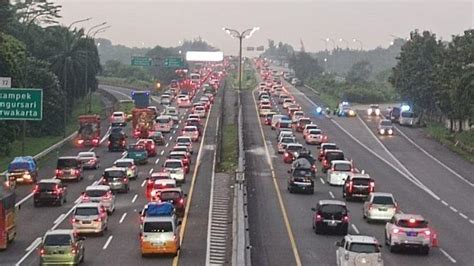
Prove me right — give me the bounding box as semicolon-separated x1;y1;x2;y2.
145;172;172;199
72;202;108;235
149;131;165;145
335;235;383;266
55;156;83;182
185;118;203;136
363;192;398;223
368;104;381;116
378;119;394;135
385;214;432;254
303;124;319;137
278;94;291;104
343;172;374;201
311;200;349;235
291;111;305;122
101;167;130;193
321;149;345;173
277;129;294;142
264;112;277;125
399;111;415;126
126;144;148;165
282;98;294;109
108;127;127;151
150;179;177;201
277;137;297;153
176;136;194;153
305;129;328;145
204;93;215;103
291;150;317;176
162;107;179;122
288;106;302;117
77;152;100;170
283;143;304;163
275;120;292;132
287;167;314;194
327;160;354;186
147;106;159;118
7;156;39;184
337;102;356;117
154;115;173;133
177;95;192;108
173;145;193;157
163;159;185;183
160;95;172;105
291;77;303;86
389;107;402;123
193;105;207;118
168;151;191;173
187;114;201;121
113;158;138;180
181;126;199;142
33;179;68;207
153;188;187;217
137;139;157;157
39;229;85;265
140;213;181;256
259;104;273;117
318;143;338;161
81;185;116;214
110;111;126;127
271;114;290;129
294;117;312;132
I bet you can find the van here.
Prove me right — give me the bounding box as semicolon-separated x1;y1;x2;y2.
271;115;290;129
55;157;83;181
399;111;415;126
155;115;173;133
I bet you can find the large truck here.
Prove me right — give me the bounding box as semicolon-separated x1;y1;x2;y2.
132;108;155;139
0;184;16;250
179;79;197;99
132;91;151;108
76;115;101;147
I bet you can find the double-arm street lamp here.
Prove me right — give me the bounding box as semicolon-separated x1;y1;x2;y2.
222;27;260;91
352;38;364;50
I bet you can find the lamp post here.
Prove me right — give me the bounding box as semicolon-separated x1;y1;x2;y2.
326;38;336;50
222;27;259;91
320;39;328;51
352;38;363;50
338;38;349;49
68;17;92;30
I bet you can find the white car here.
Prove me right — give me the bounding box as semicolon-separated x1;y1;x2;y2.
72;202;108;235
277;137;297;153
162;107;179;122
81;185;116;214
150;179;177;201
163;159;185;183
305;129;327;145
336;235;383;266
327;160;353;186
368;104;381;116
282;98;294;109
385;214;432;254
113;158;138;179
303;124;319;137
110;111;126;126
291;111;305;123
363;192;398;222
193;106;207;118
181;126;199;142
77;152;100;169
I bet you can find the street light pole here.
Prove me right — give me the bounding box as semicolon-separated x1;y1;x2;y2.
68;17;92;30
352;38;364;50
338;38;349;49
222;27;259;91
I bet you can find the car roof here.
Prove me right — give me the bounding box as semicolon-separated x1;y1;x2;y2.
184;126;197;129
58;156;78;160
45;229;74;236
331;160;352;165
115;158;134;163
158;187;183;193
78;152;95;156
325;149;344;154
349;173;371;179
144;216;175;223
345;234;378;244
394;213;425;221
286;143;303;147
370;192;394;197
105;167;127;172
165;159;182;163
321;142;336;147
177;136;192;140
86;185;110;191
319;199;346;206
76;202;101;208
39;179;61;184
155;179;176;184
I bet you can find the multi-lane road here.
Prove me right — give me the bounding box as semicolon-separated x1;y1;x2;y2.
245;67;473;266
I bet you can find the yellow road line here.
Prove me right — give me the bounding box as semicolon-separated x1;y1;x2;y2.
252;89;302;266
173;94;214;266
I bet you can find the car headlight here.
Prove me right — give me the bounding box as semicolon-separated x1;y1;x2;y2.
367;108;372;115
388;129;393;135
349;110;355;116
380;129;385;134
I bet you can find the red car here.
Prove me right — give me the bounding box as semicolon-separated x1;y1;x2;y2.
145;172;171;200
136;139;157;157
283;144;304;163
168;151;191;174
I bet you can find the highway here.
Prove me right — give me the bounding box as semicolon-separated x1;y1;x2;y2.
243;66;473;265
1;78;224;265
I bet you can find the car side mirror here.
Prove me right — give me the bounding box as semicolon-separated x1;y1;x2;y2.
335;241;341;247
311;207;316;211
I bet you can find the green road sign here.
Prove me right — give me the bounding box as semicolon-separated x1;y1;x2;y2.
164;57;185;68
131;56;152;66
0;88;43;120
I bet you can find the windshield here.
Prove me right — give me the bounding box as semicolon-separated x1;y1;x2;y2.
165;161;182;168
287;145;302;152
401;112;415;118
397;219;428;228
279;122;291;129
157;118;170;123
352;178;370;185
44;234;72;246
85;190;107;197
104;170;125;178
128;145;145;152
177;138;191;143
320;205;347;215
323;145;337;151
327;152;344;161
334;163;351;171
183;127;196;132
38;183;58;191
143;221;173;233
160;191;181;201
115;161;132;168
349;243;380;253
78;153;94;158
381;121;393;126
75;207;99;216
372;196;394;205
57;159;78;168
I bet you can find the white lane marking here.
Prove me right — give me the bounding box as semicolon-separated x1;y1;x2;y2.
173;130;176;134
160;150;165;155
351;224;360;234
15;192;33;207
132;194;138;203
102;235;113;250
155;158;160;164
51;201;79;231
119;212;127;224
169;136;173;140
441;200;449;206
329;191;335;199
459;213;468;219
148;168;154;175
320;178;325;184
53;214;65;225
25;237;42;252
394;124;474;187
165;143;169;147
439;248;457;263
469;219;474;225
121;152;127;159
141;180;146;187
449;206;458;213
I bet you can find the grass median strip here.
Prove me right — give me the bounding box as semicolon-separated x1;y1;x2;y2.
425;122;474;163
217;124;238;173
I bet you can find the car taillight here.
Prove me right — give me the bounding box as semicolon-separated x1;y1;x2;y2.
179;198;184;204
82;194;90;202
71;247;78;254
424;230;431;236
75;169;80;176
323;160;328;166
316;214;322;222
343;216;349;222
150;144;155;149
77;139;84;145
55;169;62;175
71;218;77;223
40;248;45;256
95;217;102;222
348;181;353;193
108;141;110;145
368;204;373;210
92;138;99;144
284;152;289;158
369;181;375;192
123;177;128;183
392;228;400;234
33;185;40;193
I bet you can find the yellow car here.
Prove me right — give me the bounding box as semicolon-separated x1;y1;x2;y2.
140;215;180;256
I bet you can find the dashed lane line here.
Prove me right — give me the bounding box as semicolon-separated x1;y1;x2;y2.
149;168;154;174
119;212;127;224
320;178;325;184
439;248;457;264
329;191;335;199
102;235;113;250
131;194;138;203
141;180;146;187
351;224;360;234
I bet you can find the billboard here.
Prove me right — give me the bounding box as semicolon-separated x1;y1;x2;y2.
186;51;224;62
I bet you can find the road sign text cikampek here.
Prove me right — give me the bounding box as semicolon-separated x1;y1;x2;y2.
0;89;43;120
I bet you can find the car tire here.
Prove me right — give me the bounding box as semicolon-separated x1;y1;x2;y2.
389;244;397;253
314;226;321;235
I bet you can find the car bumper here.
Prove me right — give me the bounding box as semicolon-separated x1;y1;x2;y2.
40;255;79;265
315;221;348;231
73;223;105;233
367;210;395;221
56;175;80;180
34;196;62;204
141;241;179;255
288;183;313;193
108;183;128;191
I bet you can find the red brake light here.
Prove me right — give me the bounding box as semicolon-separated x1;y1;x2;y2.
55;169;62;175
424;230;431;236
71;218;77;223
40;248;45;256
103;192;112;200
343;216;349;222
368;204;373;210
369;181;375;192
284;152;289;158
179;198;184;204
123;177;128;182
95;217;102;222
316;214;322;221
348;181;353;193
33;185;40;193
82;193;90;202
77;139;84;145
392;228;400;234
92;138;99;144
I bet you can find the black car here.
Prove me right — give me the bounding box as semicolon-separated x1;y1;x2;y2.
292;150;317;175
55;157;83;181
33;179;67;207
311;200;349;235
287;168;314;194
343;173;374;201
108;128;126;152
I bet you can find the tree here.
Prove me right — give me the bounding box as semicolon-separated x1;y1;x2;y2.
346;61;372;84
289;51;323;81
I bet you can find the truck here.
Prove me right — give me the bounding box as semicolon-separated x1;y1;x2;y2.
132;108;155;139
132;91;151;108
0;184;16;250
7;156;39;185
179;79;196;99
76;115;101;147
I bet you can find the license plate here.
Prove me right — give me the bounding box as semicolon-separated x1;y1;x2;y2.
82;221;92;224
378;208;387;211
407;231;417;237
327;221;337;226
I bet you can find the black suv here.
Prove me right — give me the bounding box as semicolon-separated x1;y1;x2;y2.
33;179;68;206
311;200;349;235
108;127;126;152
321;149;344;173
343;173;374;201
287;168;314;194
55;157;83;182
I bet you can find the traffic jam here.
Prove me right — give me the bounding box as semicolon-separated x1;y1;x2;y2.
1;64;225;264
254;58;439;265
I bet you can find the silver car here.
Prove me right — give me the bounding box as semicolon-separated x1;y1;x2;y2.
113;158;138;180
399;111;415;126
101;167;130;193
163;159;185;183
82;185;116;214
327;160;353;186
72;203;108;235
336;235;383;266
363;192;398;222
377;119;394;135
77;152;100;169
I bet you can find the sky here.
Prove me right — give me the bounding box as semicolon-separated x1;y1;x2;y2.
53;0;473;55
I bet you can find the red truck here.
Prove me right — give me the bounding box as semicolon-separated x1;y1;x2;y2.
179;79;197;99
0;184;16;250
132;108;155;139
76;115;101;147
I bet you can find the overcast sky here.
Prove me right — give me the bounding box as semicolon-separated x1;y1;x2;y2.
54;0;473;55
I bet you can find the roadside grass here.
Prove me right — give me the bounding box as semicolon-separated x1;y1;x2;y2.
0;94;103;171
228;63;257;90
98;76;153;90
217;124;238;173
426;122;474;163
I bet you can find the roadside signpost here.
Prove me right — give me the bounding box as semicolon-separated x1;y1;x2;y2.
164;57;185;68
131;56;152;66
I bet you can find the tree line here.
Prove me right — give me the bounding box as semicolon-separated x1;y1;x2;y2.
0;1;101;156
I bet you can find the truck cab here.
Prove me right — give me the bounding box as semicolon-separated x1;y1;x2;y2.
7;156;39;185
76;115;101;147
